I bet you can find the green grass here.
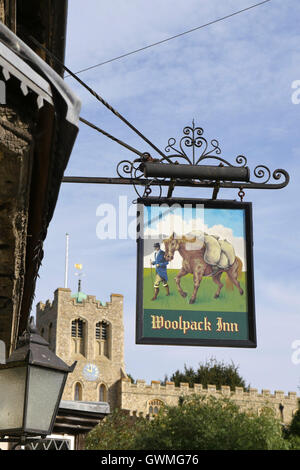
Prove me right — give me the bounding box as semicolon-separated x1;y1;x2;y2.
143;268;247;312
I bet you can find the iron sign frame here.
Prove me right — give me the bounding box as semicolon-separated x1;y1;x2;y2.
136;197;256;348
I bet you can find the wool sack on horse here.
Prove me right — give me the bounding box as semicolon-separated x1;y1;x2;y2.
184;231;237;271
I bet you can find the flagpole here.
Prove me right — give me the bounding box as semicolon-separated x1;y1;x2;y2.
64;233;69;288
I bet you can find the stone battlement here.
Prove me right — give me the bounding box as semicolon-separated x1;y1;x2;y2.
37;299;55;312
36;288;123;315
121;378;297;400
121;378;299;424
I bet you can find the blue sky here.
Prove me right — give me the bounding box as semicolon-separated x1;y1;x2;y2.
34;0;300;393
144;205;245;237
204;209;245;238
144;205;204;232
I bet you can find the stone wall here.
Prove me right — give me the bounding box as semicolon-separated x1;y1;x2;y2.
121;378;298;425
0;79;36;355
0;1;4;23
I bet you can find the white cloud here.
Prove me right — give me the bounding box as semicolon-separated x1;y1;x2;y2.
143;212;246;269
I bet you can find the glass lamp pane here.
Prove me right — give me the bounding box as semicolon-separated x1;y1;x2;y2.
0;366;26;431
25;366;65;434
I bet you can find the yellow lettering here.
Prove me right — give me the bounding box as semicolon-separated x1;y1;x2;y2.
204;317;212;331
216;317;223;332
151;315;164;330
183;321;190;335
216;317;239;333
223;322;231;332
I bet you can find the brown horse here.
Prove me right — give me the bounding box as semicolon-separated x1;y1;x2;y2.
163;233;244;304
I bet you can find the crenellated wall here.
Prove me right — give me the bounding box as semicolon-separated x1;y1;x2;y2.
121;378;298;424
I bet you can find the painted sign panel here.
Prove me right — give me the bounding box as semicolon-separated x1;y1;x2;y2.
136;198;256;348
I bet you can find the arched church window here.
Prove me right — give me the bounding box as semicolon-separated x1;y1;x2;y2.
71;318;86;356
279;403;284;422
148;399;164;416
95;321;108;340
74;382;83;401
72;319;84;338
95;321;109;358
99;384;107;402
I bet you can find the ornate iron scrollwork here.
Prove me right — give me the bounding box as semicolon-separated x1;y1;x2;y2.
116;155;164;198
115;121;289;198
164;121;222;166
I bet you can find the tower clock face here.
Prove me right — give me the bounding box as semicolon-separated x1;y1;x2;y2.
82;363;99;381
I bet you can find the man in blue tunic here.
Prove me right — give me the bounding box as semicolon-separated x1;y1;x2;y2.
151;242;170;300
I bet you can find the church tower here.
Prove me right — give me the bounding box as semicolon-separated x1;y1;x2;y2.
36;286;126;410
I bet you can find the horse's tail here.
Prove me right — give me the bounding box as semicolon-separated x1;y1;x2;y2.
225;257;242;291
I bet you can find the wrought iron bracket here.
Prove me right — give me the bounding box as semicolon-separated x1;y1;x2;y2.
63;121;290;200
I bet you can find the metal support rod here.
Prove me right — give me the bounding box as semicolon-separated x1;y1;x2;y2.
143;162;250;182
167;179;176;198
28;36;169;161
212;182;220;200
79;117;144;157
62;175;289;190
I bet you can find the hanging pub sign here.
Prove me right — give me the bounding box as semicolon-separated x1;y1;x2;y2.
136;197;256;348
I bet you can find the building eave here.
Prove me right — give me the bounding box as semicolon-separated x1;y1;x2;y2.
0;22;81;353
